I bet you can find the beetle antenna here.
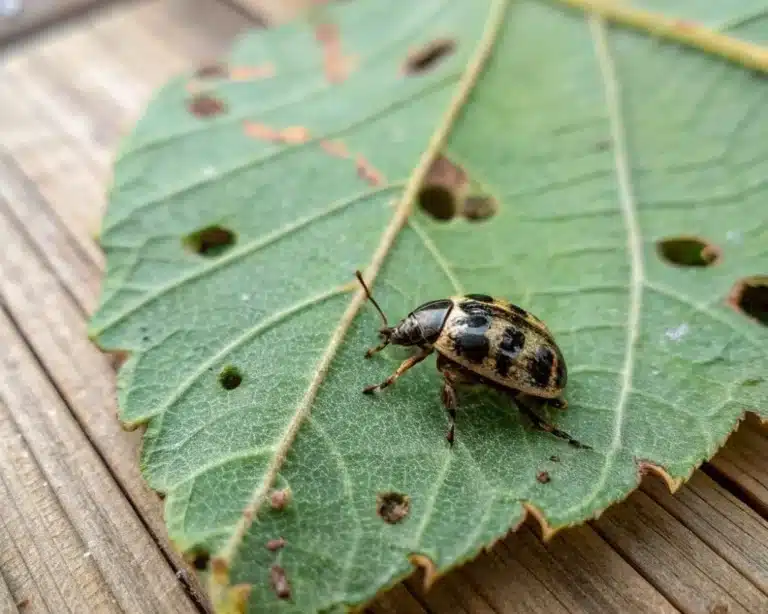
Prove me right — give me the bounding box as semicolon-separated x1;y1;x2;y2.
355;270;389;328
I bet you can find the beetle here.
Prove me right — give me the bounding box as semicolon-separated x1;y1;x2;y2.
355;271;590;449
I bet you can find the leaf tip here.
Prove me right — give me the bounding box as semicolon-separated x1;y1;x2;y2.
636;459;684;493
408;553;438;590
522;502;559;542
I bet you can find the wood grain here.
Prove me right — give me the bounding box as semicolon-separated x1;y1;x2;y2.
708;417;768;519
0;0;100;43
0;567;19;614
643;471;768;595
594;487;768;614
0;304;198;613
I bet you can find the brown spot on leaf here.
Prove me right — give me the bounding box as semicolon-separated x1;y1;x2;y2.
320;139;350;159
211;557;229;581
315;22;356;83
195;62;229;79
537;471;551;484
270;488;292;510
594;139;611;151
710;604;729;614
424;154;467;188
404;38;456;75
318;140;385;186
463;195;497;221
728;276;768;326
280;126;311;144
656;236;721;267
183;225;236;258
356;154;384;186
230;63;276;81
377;491;410;524
109;350;130;370
266;537;286;551
188;94;226;118
270;565;291;600
243;121;310;144
17;598;30;610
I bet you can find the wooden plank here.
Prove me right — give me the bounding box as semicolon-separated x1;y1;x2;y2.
0;568;19;614
708;417;768;519
0;303;199;614
231;0;308;24
0;397;117;614
593;488;768;614
0;201;209;611
643;472;768;596
0;0;100;43
406;523;677;614
0;0;252;288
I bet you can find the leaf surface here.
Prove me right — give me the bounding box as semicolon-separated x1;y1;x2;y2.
89;0;768;611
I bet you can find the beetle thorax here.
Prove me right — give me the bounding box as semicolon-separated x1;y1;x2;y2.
389;315;424;346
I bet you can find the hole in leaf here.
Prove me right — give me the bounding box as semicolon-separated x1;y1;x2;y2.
218;365;243;390
195;62;228;79
377;491;410;524
191;551;210;570
728;276;768;326
188;94;227;117
463;195;497;221
183;225;236;257
656;236;721;267
404;38;456;74
418;185;456;220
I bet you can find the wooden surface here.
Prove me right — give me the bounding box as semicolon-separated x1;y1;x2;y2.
0;1;767;613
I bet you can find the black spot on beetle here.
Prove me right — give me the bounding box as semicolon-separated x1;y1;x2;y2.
530;346;555;388
451;313;491;364
495;326;526;376
555;354;567;388
453;331;490;363
466;293;494;303
507;303;528;319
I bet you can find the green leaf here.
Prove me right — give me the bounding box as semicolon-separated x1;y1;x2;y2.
89;0;768;611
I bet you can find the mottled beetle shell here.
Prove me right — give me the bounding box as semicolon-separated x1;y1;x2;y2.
433;295;567;398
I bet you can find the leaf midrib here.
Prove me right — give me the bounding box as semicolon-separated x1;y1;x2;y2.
213;0;512;570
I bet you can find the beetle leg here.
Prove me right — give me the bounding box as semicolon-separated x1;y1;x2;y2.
513;396;591;449
362;347;432;394
364;340;389;358
441;377;458;447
